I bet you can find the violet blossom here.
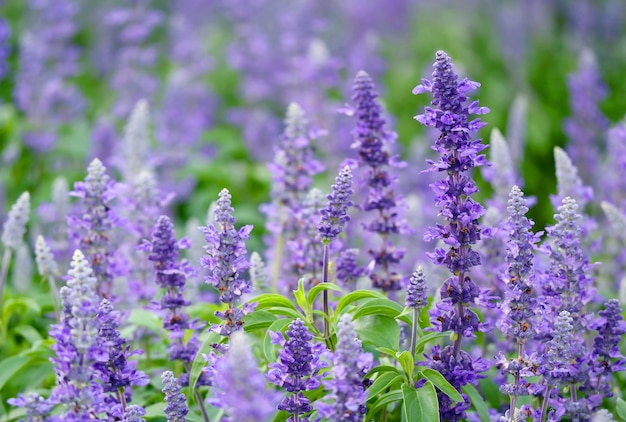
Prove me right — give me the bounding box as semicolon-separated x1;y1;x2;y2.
161;371;189;422
200;188;253;337
348;70;409;292
413;50;491;421
269;318;327;422
316;314;373;421
318;166;354;243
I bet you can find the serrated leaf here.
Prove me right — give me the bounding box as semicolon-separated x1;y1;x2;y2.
367;372;404;400
352;298;411;325
355;315;400;350
616;397;626;421
336;290;387;315
420;368;463;402
188;331;222;391
0;355;31;391
242;309;277;331
307;282;343;308
463;384;489;422
402;381;439;422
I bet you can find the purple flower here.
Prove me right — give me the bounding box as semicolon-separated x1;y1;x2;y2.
200;189;253;336
349;70;409;291
269;319;328;421
406;266;428;309
318;166;354;243
316;314;373;421
95;299;149;409
122;405;146;422
14;0;85;153
209;332;279;422
335;248;365;290
161;371;188;422
414;50;491;421
262;103;325;292
564;49;609;186
590;299;626;393
69;159;120;298
147;215;201;364
7;392;54;421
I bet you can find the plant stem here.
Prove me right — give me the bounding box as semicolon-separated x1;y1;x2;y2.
539;386;551;422
509;342;523;422
0;249;13;314
322;243;330;343
410;307;419;357
185;362;211;422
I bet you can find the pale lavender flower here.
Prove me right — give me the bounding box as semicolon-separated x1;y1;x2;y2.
335;248;365;290
316;314;373;421
210;332;278;421
406;266;428;310
14;0;84;152
162;371;188;422
2;191;30;250
564;49;608;185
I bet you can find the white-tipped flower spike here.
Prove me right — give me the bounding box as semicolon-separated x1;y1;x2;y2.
284;102;308;141
13;243;33;293
554;146;591;208
506;94;528;163
51;176;70;219
601;201;626;239
122;99;151;181
35;235;59;278
2;192;31;250
249;251;268;293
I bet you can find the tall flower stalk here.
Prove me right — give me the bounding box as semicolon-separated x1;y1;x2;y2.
413;50;491;420
496;186;540;421
406;266;428;356
0;192;30;311
200;189;253;338
318;166;353;341
348;70;409;292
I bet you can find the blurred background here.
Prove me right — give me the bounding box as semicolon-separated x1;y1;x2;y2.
1;0;626;247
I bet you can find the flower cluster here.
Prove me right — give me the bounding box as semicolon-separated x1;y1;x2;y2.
348;70;409;291
269;318;328;421
414;50;491;421
318;165;354;243
200;188;253;336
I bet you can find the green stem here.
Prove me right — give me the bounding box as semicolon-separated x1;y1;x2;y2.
410;307;419;357
184;362;210;422
0;249;13;315
539;386;551;422
322;243;330;344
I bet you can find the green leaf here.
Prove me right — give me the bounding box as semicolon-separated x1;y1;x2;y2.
293;279;308;312
419;368;463;402
188;331;222;392
306;282;343;307
396;351;415;383
462;384;489;422
3;297;41;320
352;298;411;325
249;293;298;312
127;309;164;334
242;309;277;331
414;331;451;354
616;397;626;421
0;355;31;391
14;325;43;344
336;290;387;315
402;381;439;422
263;319;293;362
144;402;166;418
365;364;402;378
367;389;404;421
367;372;404;400
355;315;400;351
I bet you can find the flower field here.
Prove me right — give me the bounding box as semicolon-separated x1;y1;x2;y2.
1;1;626;421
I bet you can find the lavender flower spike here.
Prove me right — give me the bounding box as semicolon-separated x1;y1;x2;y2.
200;188;253;337
35;235;61;318
1;192;31;309
407;266;428;356
269;318;328;421
318;166;354;243
162;371;189;422
210;331;278;421
414;50;491;421
2;191;31;250
316;314;373;421
590;299;626;396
